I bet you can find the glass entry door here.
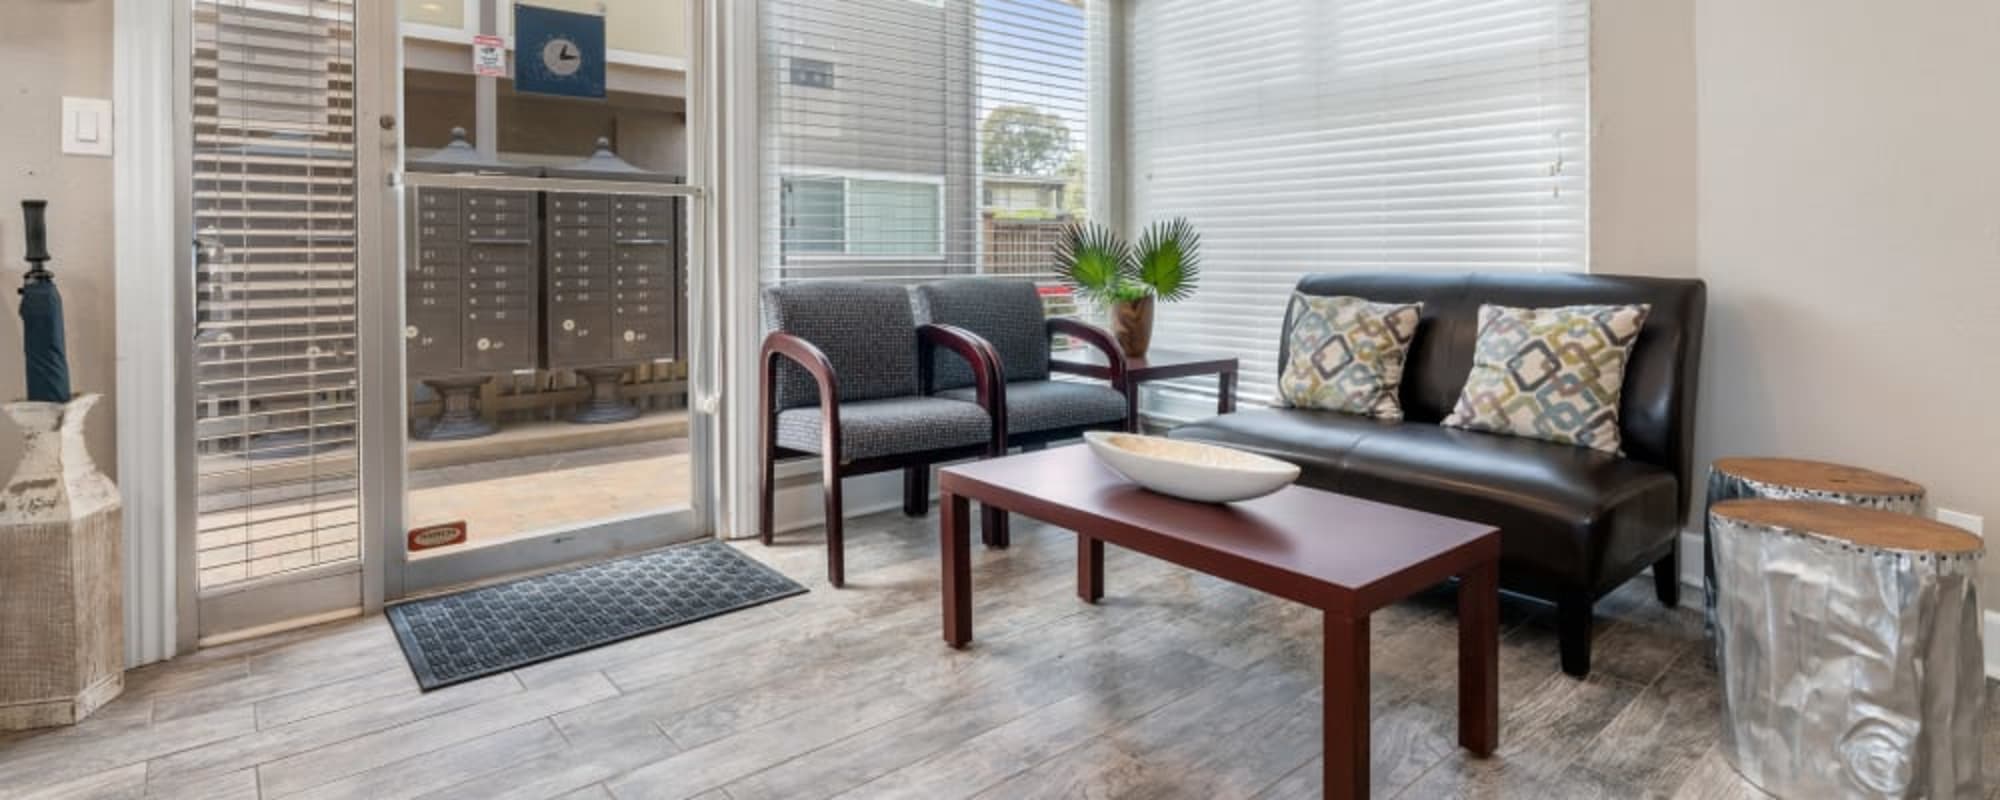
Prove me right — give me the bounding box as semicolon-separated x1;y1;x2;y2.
378;1;708;598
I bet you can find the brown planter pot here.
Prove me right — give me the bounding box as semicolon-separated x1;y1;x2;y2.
1110;296;1154;358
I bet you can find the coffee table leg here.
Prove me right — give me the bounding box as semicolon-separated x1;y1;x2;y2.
1458;558;1499;756
1218;369;1237;414
1078;536;1104;603
1325;611;1369;800
942;491;972;648
982;505;1010;550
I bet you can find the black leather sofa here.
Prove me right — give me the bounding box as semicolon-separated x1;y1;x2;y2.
1169;272;1706;677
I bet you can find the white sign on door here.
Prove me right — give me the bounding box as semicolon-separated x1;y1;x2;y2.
472;34;508;78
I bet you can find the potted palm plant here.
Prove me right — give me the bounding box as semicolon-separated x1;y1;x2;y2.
1052;217;1201;358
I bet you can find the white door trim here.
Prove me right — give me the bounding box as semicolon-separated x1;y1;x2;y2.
717;0;765;539
112;0;191;667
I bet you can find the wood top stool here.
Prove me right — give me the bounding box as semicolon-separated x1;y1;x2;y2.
1709;499;1982;798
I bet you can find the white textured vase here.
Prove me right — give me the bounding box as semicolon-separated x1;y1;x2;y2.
0;394;124;729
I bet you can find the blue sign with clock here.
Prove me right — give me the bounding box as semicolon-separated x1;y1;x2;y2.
514;5;606;99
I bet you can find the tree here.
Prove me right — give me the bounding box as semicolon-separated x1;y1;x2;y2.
1058;149;1086;213
980;104;1072;176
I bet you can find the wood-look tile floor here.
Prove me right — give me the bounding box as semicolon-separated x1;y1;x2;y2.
6;510;1995;799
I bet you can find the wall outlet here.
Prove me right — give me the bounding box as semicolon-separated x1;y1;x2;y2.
1935;508;1983;537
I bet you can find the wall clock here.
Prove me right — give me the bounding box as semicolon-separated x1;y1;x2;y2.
514;5;606;99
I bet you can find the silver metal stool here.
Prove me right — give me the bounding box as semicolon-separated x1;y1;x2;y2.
1711;498;1983;798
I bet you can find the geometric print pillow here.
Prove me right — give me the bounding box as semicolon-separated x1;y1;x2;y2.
1277;294;1424;421
1442;303;1651;453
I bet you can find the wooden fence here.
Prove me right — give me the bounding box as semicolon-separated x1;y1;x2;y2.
981;212;1072;277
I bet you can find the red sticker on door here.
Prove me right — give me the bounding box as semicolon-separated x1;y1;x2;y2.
408;521;468;551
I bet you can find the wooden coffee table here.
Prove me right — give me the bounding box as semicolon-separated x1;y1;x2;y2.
937;445;1501;799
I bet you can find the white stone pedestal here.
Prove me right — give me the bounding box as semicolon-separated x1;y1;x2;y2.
0;394;124;729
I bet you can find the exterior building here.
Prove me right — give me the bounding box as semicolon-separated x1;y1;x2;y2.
764;0;979;282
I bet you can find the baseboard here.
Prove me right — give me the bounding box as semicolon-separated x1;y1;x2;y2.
1987;611;2000;680
1678;529;1703;591
732;461;909;539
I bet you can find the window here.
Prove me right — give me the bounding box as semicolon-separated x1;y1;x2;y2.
787;57;835;89
762;0;1099;286
779;177;845;254
779;175;944;258
1128;0;1589;409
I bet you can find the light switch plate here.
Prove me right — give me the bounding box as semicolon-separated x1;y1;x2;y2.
62;96;113;157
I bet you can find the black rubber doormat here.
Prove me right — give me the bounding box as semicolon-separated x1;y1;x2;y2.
387;540;807;690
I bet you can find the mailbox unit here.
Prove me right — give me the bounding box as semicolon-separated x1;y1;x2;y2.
406;186;542;439
404;131;685;435
541;138;685;423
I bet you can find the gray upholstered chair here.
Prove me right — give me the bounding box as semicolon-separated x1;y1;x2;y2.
759;281;1003;586
912;278;1133;546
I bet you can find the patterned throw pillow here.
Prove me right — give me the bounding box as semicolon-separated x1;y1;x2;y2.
1277;294;1424;421
1443;303;1652;453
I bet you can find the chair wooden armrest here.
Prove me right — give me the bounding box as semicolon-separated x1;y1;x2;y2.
919;323;1008;453
761;330;842;460
1047;317;1129;391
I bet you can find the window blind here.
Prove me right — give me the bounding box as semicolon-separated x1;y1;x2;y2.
1128;0;1589;408
760;0;1097;292
192;0;362;589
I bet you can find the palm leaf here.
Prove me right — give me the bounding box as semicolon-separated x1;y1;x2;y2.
1051;220;1135;305
1133;217;1201;302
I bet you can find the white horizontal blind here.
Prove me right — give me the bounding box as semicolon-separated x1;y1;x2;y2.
1129;0;1589;407
761;0;1096;294
191;0;362;589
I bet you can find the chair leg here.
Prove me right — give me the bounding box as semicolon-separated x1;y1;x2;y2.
823;457;845;588
1558;594;1593;677
1653;540;1681;608
903;467;930;517
982;505;1009;549
759;432;776;547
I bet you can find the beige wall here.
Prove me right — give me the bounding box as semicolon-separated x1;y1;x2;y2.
1594;0;1997;571
1590;0;1697;279
0;0;117;479
1689;0;2000;542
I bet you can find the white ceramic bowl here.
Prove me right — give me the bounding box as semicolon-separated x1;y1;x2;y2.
1083;431;1301;504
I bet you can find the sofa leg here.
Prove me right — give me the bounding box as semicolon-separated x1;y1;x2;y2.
823;464;845;588
1558;596;1593;677
902;467;930;517
1653;541;1681;608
